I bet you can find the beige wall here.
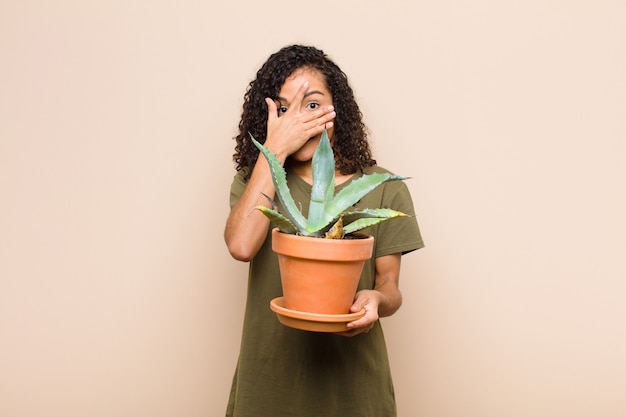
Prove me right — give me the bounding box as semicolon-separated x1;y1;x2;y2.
1;1;625;416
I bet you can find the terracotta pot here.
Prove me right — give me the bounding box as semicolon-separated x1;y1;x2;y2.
271;228;374;314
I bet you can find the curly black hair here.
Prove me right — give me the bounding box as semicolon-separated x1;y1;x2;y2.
233;45;376;180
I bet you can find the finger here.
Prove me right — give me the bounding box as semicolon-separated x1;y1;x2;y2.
302;110;336;135
265;97;277;121
290;81;309;112
349;294;367;313
346;307;378;329
302;122;332;140
346;310;374;329
346;317;368;329
350;302;363;314
335;322;374;337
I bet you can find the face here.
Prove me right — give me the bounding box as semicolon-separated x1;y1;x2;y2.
274;67;334;163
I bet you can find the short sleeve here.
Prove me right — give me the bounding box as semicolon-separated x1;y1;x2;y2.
372;181;425;258
229;169;249;210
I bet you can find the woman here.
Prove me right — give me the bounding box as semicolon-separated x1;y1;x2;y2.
224;44;424;417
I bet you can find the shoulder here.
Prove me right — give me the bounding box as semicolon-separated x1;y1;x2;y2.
229;168;251;208
362;165;409;195
231;167;252;189
362;165;395;175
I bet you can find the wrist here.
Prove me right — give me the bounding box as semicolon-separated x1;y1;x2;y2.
262;138;288;165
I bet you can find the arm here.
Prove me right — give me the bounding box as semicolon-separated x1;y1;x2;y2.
337;253;403;337
224;81;336;261
223;156;278;262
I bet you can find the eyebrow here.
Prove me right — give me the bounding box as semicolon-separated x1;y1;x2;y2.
276;90;325;104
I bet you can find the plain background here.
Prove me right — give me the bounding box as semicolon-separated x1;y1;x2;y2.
1;1;625;416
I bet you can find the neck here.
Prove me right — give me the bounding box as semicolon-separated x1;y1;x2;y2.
287;159;313;184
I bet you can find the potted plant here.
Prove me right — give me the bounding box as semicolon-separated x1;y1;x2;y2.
252;130;408;321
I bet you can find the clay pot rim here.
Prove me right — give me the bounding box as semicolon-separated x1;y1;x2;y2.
271;228;374;261
272;228;373;240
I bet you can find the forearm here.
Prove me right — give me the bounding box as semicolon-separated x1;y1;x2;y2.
373;253;403;317
373;279;403;317
224;158;278;262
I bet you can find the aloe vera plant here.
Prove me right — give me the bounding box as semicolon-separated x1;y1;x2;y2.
252;130;409;239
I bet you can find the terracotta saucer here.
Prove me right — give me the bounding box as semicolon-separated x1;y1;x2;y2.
269;297;365;333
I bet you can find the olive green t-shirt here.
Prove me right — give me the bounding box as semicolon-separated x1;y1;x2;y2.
226;165;424;417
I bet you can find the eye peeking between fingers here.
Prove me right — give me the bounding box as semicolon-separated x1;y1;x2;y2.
276;101;319;116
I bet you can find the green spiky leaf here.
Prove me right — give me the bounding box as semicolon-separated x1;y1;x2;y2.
306;130;336;233
251;134;308;233
254;206;298;234
326;172;406;217
342;208;409;235
249;129;409;239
